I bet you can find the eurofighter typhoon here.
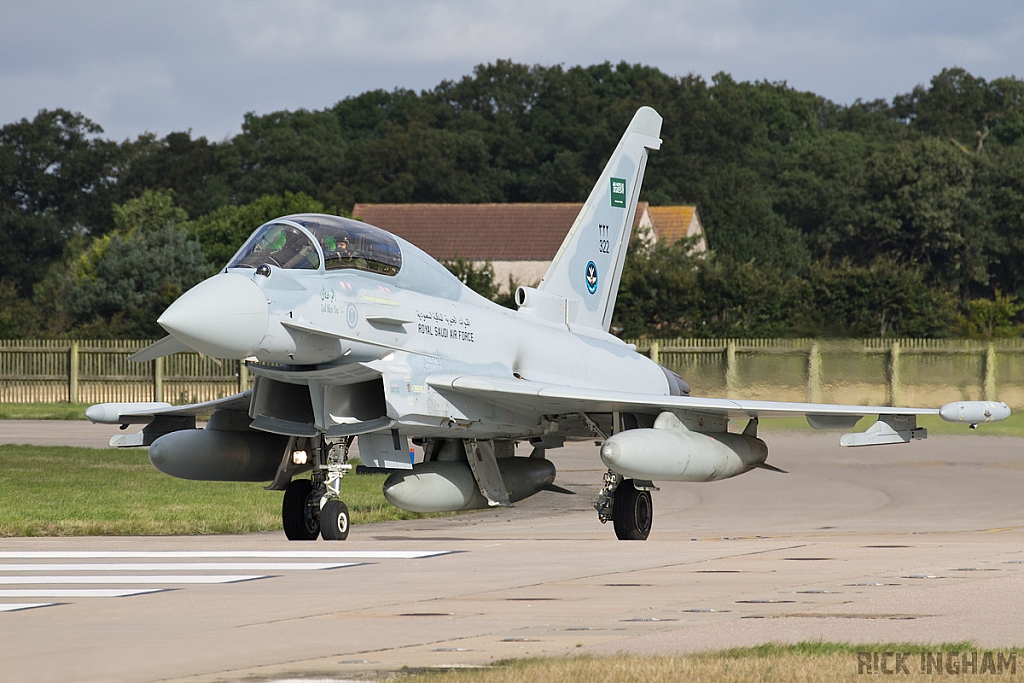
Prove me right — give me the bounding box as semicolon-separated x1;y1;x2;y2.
87;107;1010;541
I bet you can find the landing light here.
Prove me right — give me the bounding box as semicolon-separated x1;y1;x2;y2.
292;450;308;465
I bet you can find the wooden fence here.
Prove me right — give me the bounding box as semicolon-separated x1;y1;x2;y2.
0;340;250;404
634;338;1024;409
3;338;1024;408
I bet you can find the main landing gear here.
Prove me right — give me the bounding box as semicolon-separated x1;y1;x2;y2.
282;478;320;540
282;438;352;541
594;470;653;541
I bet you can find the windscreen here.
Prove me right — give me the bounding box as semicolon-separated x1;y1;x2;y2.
228;222;321;270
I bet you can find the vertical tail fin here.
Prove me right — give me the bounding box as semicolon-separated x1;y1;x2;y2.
537;107;662;332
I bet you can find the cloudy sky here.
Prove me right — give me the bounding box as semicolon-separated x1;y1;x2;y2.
2;0;1022;142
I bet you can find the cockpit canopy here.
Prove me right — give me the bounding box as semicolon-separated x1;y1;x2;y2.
227;214;402;276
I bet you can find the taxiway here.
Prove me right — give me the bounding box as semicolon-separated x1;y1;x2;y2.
1;422;1023;682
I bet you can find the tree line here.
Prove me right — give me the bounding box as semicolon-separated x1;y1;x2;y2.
1;61;1023;339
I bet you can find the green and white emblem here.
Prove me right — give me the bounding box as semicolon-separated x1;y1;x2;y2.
609;177;627;208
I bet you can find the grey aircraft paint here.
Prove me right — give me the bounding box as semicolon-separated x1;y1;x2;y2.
86;107;1011;541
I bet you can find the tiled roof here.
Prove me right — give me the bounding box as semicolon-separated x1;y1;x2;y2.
353;203;650;261
647;206;697;245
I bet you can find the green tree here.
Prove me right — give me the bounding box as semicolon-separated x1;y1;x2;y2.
188;192;330;269
0;280;39;338
893;68;1024;152
614;238;702;337
4;63;1024;339
695;163;810;273
47;190;208;338
347;121;500;203
952;293;1023;338
228;109;349;206
615;246;958;339
834;138;989;301
440;257;519;308
798;259;957;338
332;88;421;143
980;145;1024;298
442;257;499;301
117;131;235;218
0;109;121;294
614;237;801;339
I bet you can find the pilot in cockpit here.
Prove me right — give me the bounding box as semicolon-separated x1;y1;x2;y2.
324;232;368;270
278;227;319;269
335;234;352;258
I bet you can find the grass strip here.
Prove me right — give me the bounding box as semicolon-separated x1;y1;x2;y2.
0;403;92;420
0;444;426;536
396;642;1024;682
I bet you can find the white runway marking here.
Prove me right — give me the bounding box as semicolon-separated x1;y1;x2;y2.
0;603;54;612
0;589;166;598
0;562;358;572
0;547;453;612
0;602;54;614
0;550;450;560
0;575;267;585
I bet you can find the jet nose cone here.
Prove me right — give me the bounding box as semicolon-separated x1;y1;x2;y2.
158;273;268;359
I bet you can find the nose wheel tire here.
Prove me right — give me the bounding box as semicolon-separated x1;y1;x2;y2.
612;479;652;541
320;499;350;541
282;479;320;541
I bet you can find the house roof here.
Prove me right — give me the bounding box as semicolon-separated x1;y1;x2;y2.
647;206;698;244
351;202;698;261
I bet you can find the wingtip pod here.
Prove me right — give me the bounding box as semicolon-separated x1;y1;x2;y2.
938;401;1011;425
84;404;109;423
85;402;171;424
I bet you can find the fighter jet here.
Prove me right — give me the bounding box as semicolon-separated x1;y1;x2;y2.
87;107;1010;541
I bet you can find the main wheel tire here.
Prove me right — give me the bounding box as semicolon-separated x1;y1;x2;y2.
282;479;320;541
320;499;350;541
612;479;652;541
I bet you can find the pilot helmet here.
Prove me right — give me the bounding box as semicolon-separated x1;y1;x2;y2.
266;226;288;251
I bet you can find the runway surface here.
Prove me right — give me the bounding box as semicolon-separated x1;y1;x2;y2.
1;421;1024;682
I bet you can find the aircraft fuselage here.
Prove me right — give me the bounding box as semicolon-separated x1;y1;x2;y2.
156;215;671;444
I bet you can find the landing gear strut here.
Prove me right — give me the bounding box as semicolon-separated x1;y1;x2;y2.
281;436;353;541
320;439;352;540
594;470;653;541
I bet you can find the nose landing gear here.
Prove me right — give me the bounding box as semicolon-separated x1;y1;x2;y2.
281;436;353;541
320;499;350;540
